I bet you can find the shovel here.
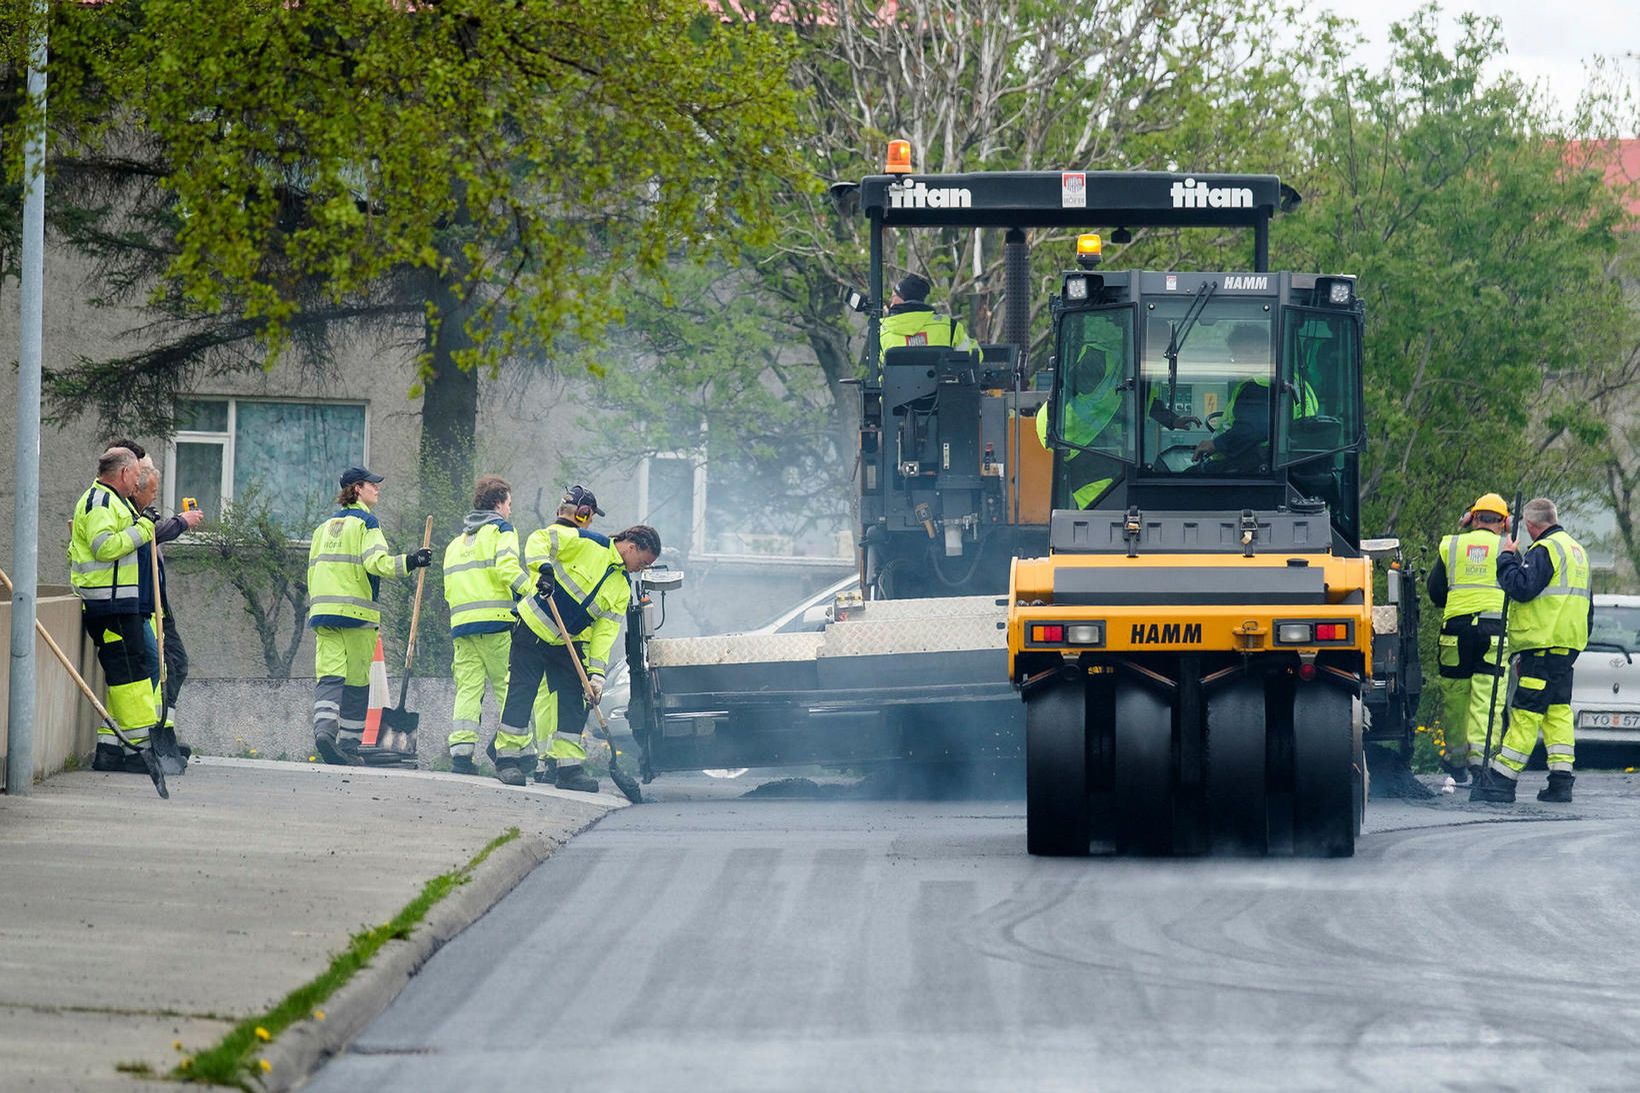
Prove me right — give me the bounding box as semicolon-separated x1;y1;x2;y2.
0;565;168;799
543;591;642;804
147;539;186;775
380;515;434;740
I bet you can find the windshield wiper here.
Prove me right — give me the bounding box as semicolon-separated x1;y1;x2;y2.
1150;280;1216;430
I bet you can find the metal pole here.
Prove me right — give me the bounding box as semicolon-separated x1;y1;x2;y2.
7;0;47;795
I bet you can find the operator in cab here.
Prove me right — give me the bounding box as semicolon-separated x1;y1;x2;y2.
879;273;977;363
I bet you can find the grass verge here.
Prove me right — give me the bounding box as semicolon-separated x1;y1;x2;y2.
174;827;521;1088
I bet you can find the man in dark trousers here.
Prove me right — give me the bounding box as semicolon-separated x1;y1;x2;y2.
1471;497;1593;804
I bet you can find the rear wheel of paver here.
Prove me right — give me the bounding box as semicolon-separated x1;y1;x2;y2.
1292;685;1355;858
1026;683;1090;856
1113;681;1174;856
1205;677;1268;855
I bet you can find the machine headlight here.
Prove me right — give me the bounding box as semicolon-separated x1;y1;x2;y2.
1326;280;1352;306
1067;623;1102;645
1065;275;1090;301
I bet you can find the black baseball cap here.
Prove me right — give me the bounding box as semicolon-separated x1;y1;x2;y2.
563;484;606;516
340;466;385;487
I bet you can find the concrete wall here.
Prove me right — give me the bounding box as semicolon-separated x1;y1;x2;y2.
0;588;105;789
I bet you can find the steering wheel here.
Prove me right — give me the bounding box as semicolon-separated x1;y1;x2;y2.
1205;410;1224;430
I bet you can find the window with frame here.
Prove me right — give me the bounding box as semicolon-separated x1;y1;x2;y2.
167;398;368;535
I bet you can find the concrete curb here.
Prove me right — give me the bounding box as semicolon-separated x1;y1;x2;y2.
255;831;562;1092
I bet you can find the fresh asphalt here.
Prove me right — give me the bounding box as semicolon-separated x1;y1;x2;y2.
308;769;1640;1091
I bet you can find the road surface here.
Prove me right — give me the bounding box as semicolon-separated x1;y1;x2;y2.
309;770;1640;1091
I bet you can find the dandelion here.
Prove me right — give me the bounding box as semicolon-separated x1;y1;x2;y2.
173;1040;184;1052
254;1026;271;1042
309;754;318;762
248;748;258;757
179;1057;192;1070
259;1058;272;1073
312;1009;326;1021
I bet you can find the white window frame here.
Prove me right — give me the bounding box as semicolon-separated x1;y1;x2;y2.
164;396;370;536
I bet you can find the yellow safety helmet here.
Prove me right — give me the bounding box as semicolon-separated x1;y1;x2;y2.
1470;492;1510;519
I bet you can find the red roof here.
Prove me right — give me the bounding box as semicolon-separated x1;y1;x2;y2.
1566;139;1640;217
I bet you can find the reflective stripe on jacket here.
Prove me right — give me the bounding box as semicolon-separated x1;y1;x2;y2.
1438;530;1505;620
518;528;630;676
1507;529;1592;653
306;503;408;629
442;517;526;638
68;482;151;618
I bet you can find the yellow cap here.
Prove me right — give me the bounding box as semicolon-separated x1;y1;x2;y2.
1471;492;1510;519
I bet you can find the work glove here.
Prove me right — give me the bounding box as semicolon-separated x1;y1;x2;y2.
586;675;604;704
407;548;433;570
536;566;556;598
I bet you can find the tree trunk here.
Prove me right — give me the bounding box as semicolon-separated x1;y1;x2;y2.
417;271;478;521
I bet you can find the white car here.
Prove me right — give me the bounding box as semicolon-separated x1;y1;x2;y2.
1571;594;1640;744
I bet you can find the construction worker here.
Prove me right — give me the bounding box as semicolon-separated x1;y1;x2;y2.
491;523;662;790
1194;324;1318;466
1471;497;1593;804
441;475;530;775
126;456;203;774
69;448;158;773
1035;312;1125;509
306;467;432;765
1426;493;1510;784
878;273;976;362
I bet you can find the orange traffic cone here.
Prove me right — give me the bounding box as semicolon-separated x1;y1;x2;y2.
362;635;390;747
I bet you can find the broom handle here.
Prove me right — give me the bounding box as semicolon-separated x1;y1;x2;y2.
403;515;434;672
543;590;611;732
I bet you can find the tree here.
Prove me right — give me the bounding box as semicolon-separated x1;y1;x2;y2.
2;0;803;516
1278;9;1633;563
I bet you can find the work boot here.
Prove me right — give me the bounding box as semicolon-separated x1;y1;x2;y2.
1466;765;1484;786
1536;772;1575;803
450;755;478;776
92;742;150;774
1440;759;1471;785
532;758;558;785
314;733;361;767
496;762;528;787
1469;771;1516;804
555;764;600;794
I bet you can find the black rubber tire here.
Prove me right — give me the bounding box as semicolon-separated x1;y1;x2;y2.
1351;697;1366;840
1205;677;1268;855
1113;681;1174;856
1292;684;1355;857
1025;683;1090;856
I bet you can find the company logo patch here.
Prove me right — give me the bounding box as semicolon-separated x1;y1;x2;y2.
1467;545;1491;564
889;181;973;210
1169;177;1254;210
903;333;929;346
1061;171;1086;208
1222;275;1268;291
1130;622;1203;645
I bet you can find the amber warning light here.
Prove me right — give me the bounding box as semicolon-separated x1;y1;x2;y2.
885;140;913;175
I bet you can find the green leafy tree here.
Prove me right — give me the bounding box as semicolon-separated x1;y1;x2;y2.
1278;9;1632;558
1;0;802;517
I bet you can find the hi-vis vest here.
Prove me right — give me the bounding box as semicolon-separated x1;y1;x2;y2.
442;518;527;638
518;526;630;677
1508;529;1592;653
879;306;975;361
1221;375;1320;430
68;481;151;618
306;503;408;629
1438;530;1505;620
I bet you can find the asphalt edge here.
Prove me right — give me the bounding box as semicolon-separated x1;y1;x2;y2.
257;831;560;1092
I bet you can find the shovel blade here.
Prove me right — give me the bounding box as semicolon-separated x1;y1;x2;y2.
379;705;420;735
140;748;170;800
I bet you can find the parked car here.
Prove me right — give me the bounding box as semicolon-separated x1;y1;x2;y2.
1570;594;1640;745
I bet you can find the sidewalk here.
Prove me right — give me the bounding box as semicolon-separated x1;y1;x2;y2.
0;757;625;1090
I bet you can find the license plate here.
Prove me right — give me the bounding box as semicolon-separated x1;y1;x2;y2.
1577;711;1640;729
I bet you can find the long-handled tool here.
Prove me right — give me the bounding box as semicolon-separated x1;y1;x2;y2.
379;516;434;743
1478;490;1526;780
147;538;185;775
543;591;642;804
0;565;168;799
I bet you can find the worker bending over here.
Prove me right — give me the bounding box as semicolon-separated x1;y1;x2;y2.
492;519;661;790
